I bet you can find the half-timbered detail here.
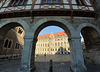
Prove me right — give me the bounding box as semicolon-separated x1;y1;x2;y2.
0;0;96;19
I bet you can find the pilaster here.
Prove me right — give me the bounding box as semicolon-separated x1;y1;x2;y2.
18;32;34;72
69;36;87;72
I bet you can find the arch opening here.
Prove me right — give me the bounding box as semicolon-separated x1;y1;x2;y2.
0;22;25;70
32;21;71;71
81;26;100;72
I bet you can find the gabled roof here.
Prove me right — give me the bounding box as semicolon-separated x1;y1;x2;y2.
38;32;67;39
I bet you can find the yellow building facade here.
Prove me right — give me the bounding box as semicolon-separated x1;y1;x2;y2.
35;32;70;55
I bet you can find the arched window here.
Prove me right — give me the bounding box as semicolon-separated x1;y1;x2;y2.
8;40;12;48
4;39;9;48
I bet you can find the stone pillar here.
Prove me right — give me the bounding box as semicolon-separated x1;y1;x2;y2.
69;36;87;72
18;32;34;72
30;38;37;72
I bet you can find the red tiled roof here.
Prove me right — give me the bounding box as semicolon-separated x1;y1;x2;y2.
38;32;67;39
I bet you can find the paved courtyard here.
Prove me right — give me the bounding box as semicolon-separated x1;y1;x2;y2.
0;55;100;72
35;55;71;72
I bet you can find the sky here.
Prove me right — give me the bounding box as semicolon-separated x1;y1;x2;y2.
39;26;64;35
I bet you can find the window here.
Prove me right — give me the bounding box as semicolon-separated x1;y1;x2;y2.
55;48;57;51
10;0;15;6
61;42;63;46
48;0;51;3
42;0;46;4
58;0;62;3
9;0;27;6
64;42;66;46
43;44;44;47
42;0;62;4
63;38;65;40
76;0;85;5
19;0;24;5
24;0;28;5
8;41;12;48
4;39;9;48
48;43;49;46
55;43;57;46
80;0;85;5
15;43;20;49
53;0;56;3
67;43;69;45
18;28;23;35
45;44;46;47
15;0;19;6
58;42;60;46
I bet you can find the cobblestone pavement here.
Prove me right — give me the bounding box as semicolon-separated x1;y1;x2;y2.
0;55;100;72
35;55;71;72
0;58;20;72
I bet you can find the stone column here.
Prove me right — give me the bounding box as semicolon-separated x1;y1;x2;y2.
69;36;87;72
18;32;34;72
30;38;37;72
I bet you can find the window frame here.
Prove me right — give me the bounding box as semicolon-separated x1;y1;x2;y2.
3;38;9;48
9;0;28;6
42;0;63;4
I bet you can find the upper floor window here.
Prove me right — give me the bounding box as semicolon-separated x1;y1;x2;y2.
18;28;23;35
4;39;12;48
24;0;28;5
10;0;15;6
48;0;51;3
8;41;12;48
19;0;24;5
15;0;19;6
4;39;9;48
75;0;85;5
53;0;56;3
42;0;62;4
9;0;27;6
15;43;20;49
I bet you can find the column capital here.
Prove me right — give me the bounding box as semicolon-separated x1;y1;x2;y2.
24;36;33;39
68;36;81;41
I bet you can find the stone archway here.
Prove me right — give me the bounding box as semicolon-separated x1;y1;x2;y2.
31;18;87;72
77;23;100;71
31;20;72;72
0;20;31;72
19;17;87;72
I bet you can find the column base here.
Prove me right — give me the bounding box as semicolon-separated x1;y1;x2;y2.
18;65;35;72
70;64;87;72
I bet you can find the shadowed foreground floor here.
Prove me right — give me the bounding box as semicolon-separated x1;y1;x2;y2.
0;55;100;72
